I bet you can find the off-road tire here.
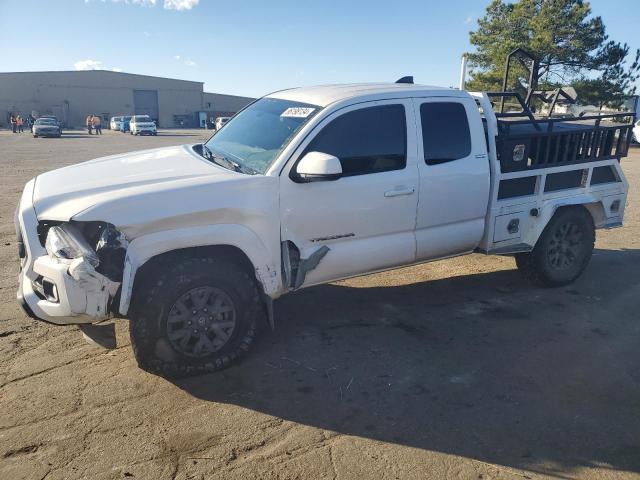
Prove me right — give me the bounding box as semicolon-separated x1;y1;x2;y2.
516;206;595;287
129;256;263;378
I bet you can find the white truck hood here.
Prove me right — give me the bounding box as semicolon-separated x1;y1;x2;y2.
32;145;239;222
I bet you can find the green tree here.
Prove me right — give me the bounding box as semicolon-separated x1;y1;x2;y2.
466;0;640;107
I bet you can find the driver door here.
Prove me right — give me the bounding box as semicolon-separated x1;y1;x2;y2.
279;99;419;287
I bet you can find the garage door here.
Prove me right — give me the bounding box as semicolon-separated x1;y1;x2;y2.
133;89;159;121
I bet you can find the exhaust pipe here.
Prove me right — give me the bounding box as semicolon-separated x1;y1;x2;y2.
459;55;467;90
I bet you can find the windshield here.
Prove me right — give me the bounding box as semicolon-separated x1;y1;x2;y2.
35;119;57;125
204;98;320;174
133;115;150;122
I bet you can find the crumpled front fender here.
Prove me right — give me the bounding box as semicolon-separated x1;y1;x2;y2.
118;224;281;316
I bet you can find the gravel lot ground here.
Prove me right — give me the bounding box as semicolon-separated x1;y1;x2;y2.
1;128;639;480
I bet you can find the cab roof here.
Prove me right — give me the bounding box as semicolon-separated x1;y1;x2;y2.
266;83;467;107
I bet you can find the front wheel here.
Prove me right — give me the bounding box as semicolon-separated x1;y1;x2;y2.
129;256;263;378
516;206;595;287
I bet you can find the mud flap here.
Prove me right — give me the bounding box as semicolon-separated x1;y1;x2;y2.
264;295;275;330
79;322;117;349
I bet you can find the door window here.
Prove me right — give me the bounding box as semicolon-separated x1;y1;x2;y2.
305;104;406;176
420;102;471;165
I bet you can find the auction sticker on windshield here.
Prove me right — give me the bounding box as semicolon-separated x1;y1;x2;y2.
281;107;316;118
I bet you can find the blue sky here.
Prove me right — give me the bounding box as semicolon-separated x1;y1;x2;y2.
0;0;638;97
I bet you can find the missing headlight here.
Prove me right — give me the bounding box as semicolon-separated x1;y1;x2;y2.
95;224;128;282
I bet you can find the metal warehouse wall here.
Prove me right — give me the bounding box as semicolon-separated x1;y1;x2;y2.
202;92;254;113
0;70;203;128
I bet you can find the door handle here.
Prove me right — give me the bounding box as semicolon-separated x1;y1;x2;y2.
384;187;415;198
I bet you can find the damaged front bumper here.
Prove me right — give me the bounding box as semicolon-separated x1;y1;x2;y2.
25;256;119;323
16;180;122;325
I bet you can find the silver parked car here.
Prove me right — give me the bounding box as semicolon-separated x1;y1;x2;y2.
32;118;62;138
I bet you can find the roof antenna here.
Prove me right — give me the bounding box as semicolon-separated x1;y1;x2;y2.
395;76;414;84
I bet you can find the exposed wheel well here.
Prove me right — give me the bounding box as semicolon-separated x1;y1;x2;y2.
582;202;606;228
130;245;261;312
554;203;598;229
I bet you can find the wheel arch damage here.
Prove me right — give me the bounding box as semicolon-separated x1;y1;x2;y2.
119;224;280;325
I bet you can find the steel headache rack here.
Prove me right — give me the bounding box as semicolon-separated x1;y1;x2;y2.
487;90;635;174
470;48;637;202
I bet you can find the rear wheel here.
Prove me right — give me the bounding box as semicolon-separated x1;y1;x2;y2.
516;206;595;287
129;256;263;378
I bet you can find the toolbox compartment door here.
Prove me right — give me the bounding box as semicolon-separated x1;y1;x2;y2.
493;212;525;243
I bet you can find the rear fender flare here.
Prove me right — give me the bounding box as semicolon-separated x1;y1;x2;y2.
522;194;610;248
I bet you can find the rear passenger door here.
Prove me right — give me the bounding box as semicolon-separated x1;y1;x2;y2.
280;100;419;286
413;97;490;260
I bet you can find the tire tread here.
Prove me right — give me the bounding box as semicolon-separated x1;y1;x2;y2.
516;206;595;287
129;256;263;378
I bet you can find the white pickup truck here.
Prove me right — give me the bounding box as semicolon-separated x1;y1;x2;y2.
16;82;633;377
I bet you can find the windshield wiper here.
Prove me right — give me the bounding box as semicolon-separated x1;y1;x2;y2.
202;144;236;172
202;144;258;175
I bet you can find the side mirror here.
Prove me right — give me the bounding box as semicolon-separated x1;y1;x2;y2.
295;151;342;182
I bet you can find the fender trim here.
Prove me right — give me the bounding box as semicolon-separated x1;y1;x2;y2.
118;224;280;315
519;193;621;250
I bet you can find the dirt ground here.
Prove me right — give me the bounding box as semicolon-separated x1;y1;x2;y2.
0;128;639;480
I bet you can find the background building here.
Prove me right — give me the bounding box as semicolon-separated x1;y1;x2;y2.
203;92;255;125
0;70;254;128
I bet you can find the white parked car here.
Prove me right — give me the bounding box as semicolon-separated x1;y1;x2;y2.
129;115;157;136
633;119;640;143
214;116;230;131
109;116;123;130
16;82;632;377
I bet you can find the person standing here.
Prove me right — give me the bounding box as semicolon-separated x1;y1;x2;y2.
86;115;93;135
10;114;17;133
16;116;24;133
92;115;102;135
